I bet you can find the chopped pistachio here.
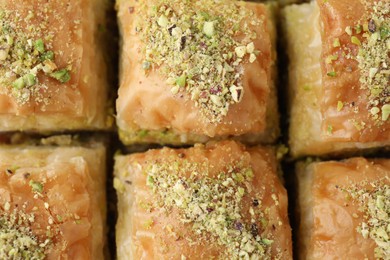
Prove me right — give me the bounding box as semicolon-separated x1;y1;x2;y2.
175;74;186;88
246;42;255;54
235;46;246;58
326;55;338;64
351;36;361;46
381;104;390;121
157;15;169;27
12;77;25;89
345;26;353;35
370;107;380;115
28;180;43;193
34;39;45;53
41;51;54;61
333;38;341;47
327;71;337;77
0;49;8;60
50;69;70;83
203;21;215;37
249;54;256;63
23;74;37;87
337;101;343;111
369;68;378;79
379;26;389;39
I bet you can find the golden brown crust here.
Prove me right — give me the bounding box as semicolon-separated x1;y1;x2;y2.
115;141;292;259
0;0;109;131
298;158;390;259
0;145;106;259
284;1;390;157
116;0;278;144
318;0;390;142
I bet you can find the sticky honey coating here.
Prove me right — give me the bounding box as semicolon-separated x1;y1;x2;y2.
298;158;390;259
284;1;390;158
318;0;390;142
116;0;278;144
114;141;292;260
0;0;109;131
0;146;106;259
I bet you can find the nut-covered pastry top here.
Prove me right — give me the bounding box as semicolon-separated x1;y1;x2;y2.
0;0;78;108
136;0;262;123
115;141;292;259
319;0;389;142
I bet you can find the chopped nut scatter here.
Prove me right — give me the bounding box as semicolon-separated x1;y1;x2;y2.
341;178;390;259
0;6;71;105
0;208;48;259
356;1;390;123
137;0;262;123
142;159;275;259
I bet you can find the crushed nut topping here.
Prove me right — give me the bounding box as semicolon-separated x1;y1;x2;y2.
141;159;275;259
137;0;262;123
0;7;71;105
356;1;390;123
340;178;390;259
0;208;48;259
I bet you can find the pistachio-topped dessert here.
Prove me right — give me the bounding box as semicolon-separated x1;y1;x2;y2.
320;0;390;141
116;0;279;145
342;180;390;259
297;157;390;259
114;141;292;259
0;5;71;105
0;144;107;259
0;0;110;132
137;0;261;122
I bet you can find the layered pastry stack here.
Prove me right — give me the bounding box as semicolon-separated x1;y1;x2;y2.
284;0;390;258
0;0;109;259
115;0;293;258
0;0;388;259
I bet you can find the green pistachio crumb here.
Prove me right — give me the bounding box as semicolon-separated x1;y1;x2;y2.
41;51;54;61
203;21;215;37
337;101;344;111
50;69;70;83
23;74;37;87
351;36;361;46
381;104;390;121
333;38;341;47
176;74;186;88
28;180;43;193
12;77;25;89
327;71;337;77
34;39;45;53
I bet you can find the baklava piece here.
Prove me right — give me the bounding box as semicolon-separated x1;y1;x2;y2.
0;143;106;259
297;158;390;259
114;141;292;259
116;0;279;145
0;0;110;132
284;0;390;157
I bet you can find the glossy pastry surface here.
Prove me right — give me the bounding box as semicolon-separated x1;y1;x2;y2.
114;141;292;259
284;0;390;157
297;158;390;259
0;145;106;259
116;0;279;144
0;0;109;131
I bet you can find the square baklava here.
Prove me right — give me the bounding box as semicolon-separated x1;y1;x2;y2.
284;0;390;157
114;141;292;259
0;0;110;131
116;0;279;145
